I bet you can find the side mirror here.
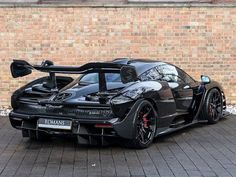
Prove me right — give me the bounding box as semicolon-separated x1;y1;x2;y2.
201;75;211;84
120;65;138;84
10;60;32;78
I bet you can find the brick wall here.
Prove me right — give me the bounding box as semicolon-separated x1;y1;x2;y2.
0;7;235;107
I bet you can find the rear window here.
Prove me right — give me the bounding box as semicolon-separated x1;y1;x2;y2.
80;73;121;84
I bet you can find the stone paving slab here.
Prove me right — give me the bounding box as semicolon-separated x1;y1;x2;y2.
0;115;236;177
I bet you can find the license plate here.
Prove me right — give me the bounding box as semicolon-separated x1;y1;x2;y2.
38;118;72;130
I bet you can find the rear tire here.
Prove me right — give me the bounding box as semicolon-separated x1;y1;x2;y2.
124;100;157;149
201;88;223;124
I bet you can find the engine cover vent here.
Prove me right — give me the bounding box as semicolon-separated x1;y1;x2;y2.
54;92;72;102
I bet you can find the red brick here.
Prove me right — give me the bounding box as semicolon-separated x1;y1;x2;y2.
0;7;235;107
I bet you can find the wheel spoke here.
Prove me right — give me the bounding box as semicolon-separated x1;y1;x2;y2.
149;117;155;125
209;104;213;117
141;126;146;133
210;103;215;108
143;108;151;117
216;106;222;113
139;129;145;142
212;108;215;118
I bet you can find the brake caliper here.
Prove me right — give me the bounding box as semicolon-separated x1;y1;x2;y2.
143;115;148;128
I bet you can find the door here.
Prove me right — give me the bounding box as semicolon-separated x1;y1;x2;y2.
169;81;193;111
155;63;195;111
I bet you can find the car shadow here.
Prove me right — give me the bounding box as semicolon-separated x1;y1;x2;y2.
23;116;231;150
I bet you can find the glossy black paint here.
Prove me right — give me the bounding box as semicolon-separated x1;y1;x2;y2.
9;58;227;145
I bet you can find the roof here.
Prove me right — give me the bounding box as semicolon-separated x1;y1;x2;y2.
112;58;160;75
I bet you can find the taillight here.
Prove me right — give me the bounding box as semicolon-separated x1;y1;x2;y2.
94;123;112;128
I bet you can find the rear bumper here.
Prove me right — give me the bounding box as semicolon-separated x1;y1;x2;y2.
9;111;119;136
9;100;141;140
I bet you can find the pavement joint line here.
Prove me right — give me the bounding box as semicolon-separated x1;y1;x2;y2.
0;115;235;176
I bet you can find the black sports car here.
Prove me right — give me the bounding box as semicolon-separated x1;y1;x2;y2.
9;58;226;148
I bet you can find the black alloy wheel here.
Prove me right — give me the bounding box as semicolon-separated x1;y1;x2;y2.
202;88;223;124
125;100;157;149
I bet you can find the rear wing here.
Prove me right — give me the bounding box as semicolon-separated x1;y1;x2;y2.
10;60;138;91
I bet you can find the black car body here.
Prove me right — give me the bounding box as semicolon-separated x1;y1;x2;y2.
9;58;226;148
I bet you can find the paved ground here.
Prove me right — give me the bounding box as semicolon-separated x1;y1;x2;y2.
0;115;236;177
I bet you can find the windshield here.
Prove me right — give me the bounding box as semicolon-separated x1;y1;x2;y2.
80;73;121;84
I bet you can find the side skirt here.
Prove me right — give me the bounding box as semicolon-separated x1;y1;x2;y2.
156;111;230;138
156;121;199;137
